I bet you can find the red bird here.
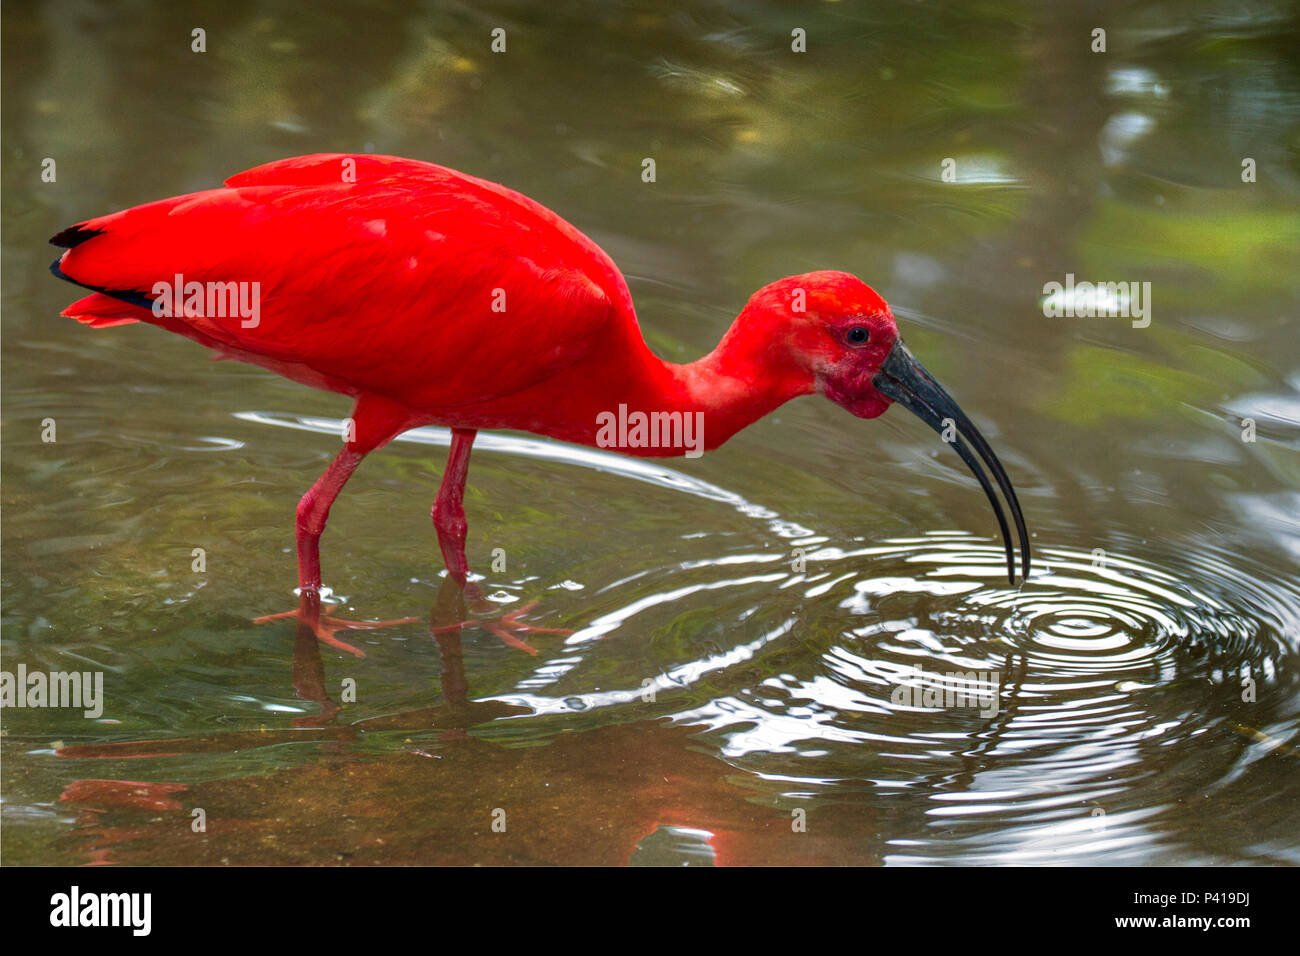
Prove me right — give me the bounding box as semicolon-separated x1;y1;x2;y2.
51;153;1029;652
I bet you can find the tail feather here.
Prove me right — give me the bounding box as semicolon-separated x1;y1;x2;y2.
61;291;147;328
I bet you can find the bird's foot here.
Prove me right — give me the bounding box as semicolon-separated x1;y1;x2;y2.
254;595;419;657
429;600;571;656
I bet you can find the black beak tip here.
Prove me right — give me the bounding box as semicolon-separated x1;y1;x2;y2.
874;341;1032;590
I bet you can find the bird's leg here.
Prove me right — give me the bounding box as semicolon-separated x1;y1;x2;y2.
296;445;366;592
430;428;571;655
255;591;418;658
432;428;476;588
255;396;420;654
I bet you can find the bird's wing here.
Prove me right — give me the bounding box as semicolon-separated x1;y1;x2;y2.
52;154;635;409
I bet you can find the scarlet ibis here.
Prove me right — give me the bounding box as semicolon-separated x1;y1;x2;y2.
50;153;1029;651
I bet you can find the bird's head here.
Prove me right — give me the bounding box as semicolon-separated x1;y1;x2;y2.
732;270;1030;583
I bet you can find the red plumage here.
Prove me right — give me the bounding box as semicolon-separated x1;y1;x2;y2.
54;154;634;416
51;152;1028;651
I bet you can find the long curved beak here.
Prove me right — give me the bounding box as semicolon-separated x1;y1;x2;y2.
872;341;1031;584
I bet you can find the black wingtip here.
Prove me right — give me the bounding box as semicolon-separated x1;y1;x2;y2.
49;225;103;249
49;256;156;311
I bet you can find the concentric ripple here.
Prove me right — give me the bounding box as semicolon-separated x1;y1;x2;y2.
848;534;1297;686
489;531;1298;862
662;534;1300;863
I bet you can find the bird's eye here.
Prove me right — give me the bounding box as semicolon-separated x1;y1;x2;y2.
846;326;870;345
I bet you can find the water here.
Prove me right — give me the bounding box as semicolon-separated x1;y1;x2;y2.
3;0;1298;865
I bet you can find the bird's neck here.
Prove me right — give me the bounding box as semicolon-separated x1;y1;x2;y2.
589;319;816;456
